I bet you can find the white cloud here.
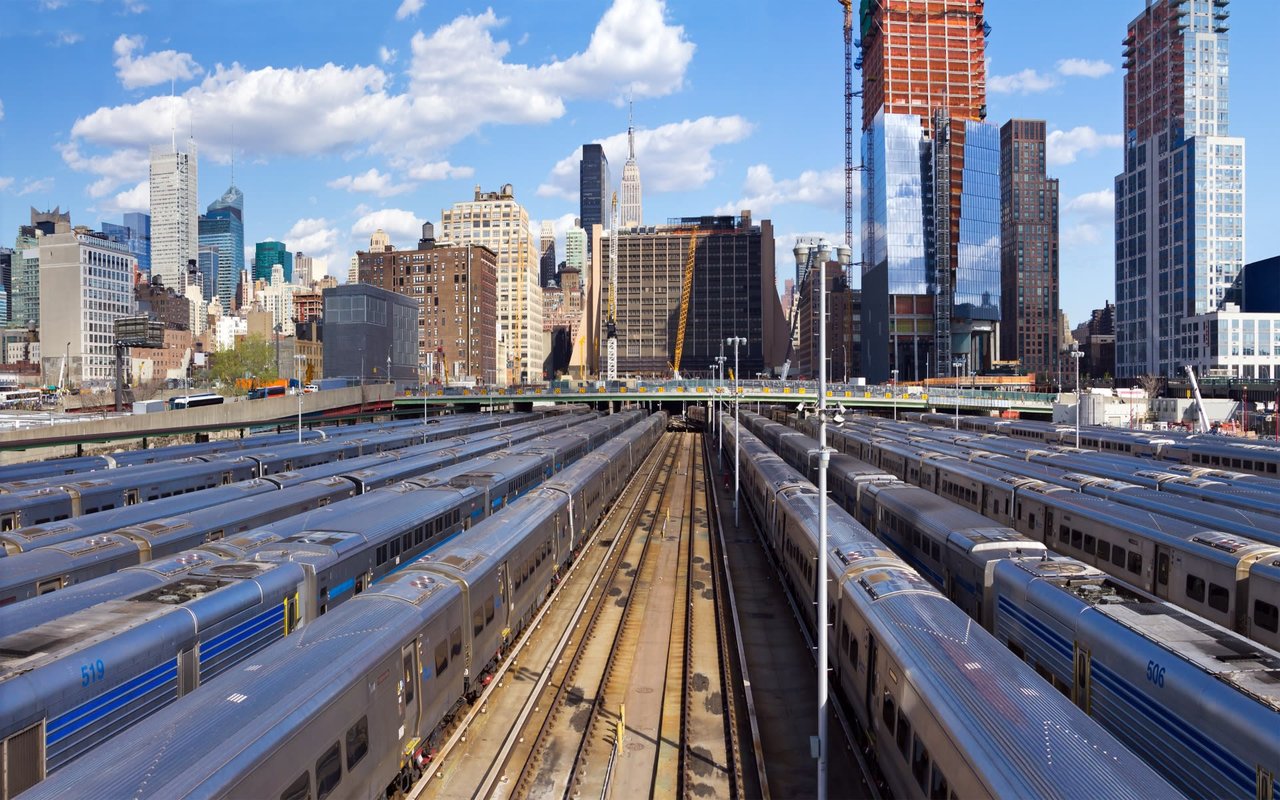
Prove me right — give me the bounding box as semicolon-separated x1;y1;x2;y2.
772;231;851;294
378;46;397;65
395;0;425;20
351;208;425;246
16;178;55;197
538;115;753;199
0;99;5;122
1047;126;1123;166
122;0;148;13
286;217;340;255
715;164;845;216
39;0;67;9
1056;58;1113;78
56;32;83;46
0;177;14;192
327;168;414;197
988;68;1058;95
113;34;203;90
59;142;149;198
98;180;150;216
64;1;697;196
1063;188;1115;219
405;161;473;181
1063;223;1102;247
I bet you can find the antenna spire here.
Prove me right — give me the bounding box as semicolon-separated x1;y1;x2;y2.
170;77;176;153
627;96;635;159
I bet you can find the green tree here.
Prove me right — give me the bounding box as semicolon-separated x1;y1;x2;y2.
211;335;278;394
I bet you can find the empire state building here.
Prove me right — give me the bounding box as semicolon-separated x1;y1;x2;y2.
619;104;642;228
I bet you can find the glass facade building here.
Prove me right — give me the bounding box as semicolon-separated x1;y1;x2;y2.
101;212;150;275
254;240;292;284
199;185;245;314
579;144;610;261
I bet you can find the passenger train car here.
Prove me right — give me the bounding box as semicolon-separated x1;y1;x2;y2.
12;412;666;800
0;411;646;797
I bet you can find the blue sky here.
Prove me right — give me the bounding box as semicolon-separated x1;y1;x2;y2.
0;0;1276;328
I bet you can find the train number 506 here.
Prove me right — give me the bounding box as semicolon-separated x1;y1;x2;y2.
1145;660;1165;688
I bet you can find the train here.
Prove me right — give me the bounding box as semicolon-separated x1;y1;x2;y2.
741;409;1279;799
0;410;648;797
13;411;667;800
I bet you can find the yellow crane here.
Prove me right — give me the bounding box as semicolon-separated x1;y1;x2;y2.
670;227;697;379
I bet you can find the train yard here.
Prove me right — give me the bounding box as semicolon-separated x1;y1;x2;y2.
0;403;1277;798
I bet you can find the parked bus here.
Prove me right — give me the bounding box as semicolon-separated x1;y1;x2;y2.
167;393;225;410
247;385;286;400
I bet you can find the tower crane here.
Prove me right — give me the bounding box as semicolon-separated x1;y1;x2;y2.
606;193;619;381
670;227;698;380
840;0;854;258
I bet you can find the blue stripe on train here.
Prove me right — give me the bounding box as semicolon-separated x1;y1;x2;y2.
47;658;178;745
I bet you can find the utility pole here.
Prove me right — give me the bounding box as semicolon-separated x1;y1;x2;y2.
726;336;745;526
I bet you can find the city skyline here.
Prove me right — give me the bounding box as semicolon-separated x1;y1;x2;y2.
1;0;1279;327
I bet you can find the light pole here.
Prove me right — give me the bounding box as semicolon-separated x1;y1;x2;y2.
726;336;745;527
715;354;727;468
891;368;899;422
294;354;306;443
1071;345;1085;447
952;358;966;429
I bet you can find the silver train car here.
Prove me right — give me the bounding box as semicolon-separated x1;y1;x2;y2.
0;412;645;797
723;413;1171;798
13;412;666;800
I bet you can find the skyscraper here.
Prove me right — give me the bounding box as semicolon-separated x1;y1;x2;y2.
199;183;244;314
12;207;71;329
857;0;999;383
254;241;293;284
294;252;314;288
149;141;199;289
101;212;151;275
539;221;557;287
619;105;643;228
579;144;610;260
1000;119;1060;378
440;185;544;384
1115;0;1244;378
565;225;587;272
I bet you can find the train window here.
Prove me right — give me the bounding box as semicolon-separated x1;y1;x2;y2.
1096;540;1110;562
1207;583;1230;613
1083;534;1095;553
315;743;342;800
895;710;911;758
911;734;931;789
1127;551;1142;576
435;641;449;675
390;540;400;559
402;533;412;551
1111;546;1126;569
881;691;896;732
1057;525;1069;543
403;650;415;705
485;596;495;624
1186;574;1206;602
280;772;311;800
345;716;368;770
473;607;484;636
1255;600;1279;633
1070;529;1083;550
1156;553;1169;586
450;627;462;659
376;546;387;566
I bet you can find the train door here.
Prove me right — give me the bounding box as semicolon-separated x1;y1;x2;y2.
1155;546;1171;600
400;641;421;735
0;721;44;799
124;489;139;505
864;634;879;734
178;647;199;696
1072;644;1092;714
1257;765;1274;800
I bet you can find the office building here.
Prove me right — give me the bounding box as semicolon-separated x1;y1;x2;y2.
13;208;72;330
199;184;245;313
1115;0;1244;378
440;185;544;384
0;248;11;326
196;245;219;304
565;225;587;273
619;107;643;228
579;144;610;261
38;229;138;385
149;141;199;288
539;221;557;288
604;213;786;377
101;212;150;275
1000;119;1060;377
294;252;314;288
254;240;293;284
293;290;323;324
796;260;857;383
857;0;1000;383
358;223;498;385
321;283;418;385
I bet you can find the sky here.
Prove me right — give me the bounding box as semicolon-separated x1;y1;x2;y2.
0;0;1277;328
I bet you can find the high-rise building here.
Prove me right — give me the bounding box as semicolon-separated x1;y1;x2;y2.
619;105;642;228
358;225;498;385
604;213;786;377
254;240;293;284
294;252;314;288
38;229;137;385
565;225;587;273
199;184;244;314
348;255;359;284
0;247;10;326
101;212;150;275
1115;0;1244;378
440;185;545;384
321;284;419;385
196;245;219;304
12;208;72;330
149;141;199;289
539;221;557;288
579;144;610;261
857;0;999;383
999;119;1060;377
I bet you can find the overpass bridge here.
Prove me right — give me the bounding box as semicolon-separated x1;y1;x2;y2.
394;380;1059;418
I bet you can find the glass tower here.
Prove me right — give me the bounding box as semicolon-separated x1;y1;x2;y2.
199;184;245;314
254;240;292;284
579;144;610;261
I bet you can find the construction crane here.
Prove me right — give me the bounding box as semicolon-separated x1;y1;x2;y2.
670;228;698;380
840;0;854;259
1185;364;1211;434
606;193;619;381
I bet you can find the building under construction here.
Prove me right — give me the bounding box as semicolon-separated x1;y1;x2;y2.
600;214;786;379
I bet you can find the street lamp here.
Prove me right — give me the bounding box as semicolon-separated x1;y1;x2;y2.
890;368;899;422
952;358;966;430
420;361;430;437
1071;345;1085;447
294;354;307;443
715;353;727;468
726;335;746;527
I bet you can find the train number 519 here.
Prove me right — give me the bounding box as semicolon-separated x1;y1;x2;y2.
81;659;106;687
1145;660;1165;688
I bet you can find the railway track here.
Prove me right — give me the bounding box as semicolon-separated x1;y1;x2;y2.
416;430;745;799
